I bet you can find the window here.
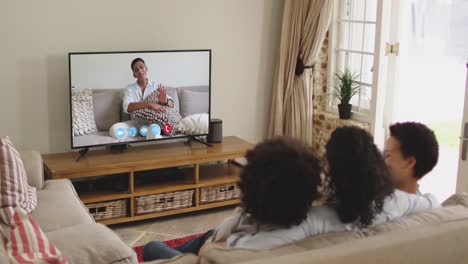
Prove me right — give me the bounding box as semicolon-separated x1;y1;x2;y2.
328;0;378;119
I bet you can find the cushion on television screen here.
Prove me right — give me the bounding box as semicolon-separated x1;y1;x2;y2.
132;107;181;136
130;91;182;135
72;89;98;136
179;90;209;118
177;113;209;135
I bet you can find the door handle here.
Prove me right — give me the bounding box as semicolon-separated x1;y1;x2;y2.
461;123;468;161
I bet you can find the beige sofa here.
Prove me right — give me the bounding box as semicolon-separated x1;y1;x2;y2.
0;151;200;264
0;151;138;264
4;151;468;264
151;194;468;264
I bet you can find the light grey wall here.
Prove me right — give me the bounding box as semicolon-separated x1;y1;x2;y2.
0;0;284;153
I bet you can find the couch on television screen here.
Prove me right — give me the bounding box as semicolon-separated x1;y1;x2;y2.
72;85;209;148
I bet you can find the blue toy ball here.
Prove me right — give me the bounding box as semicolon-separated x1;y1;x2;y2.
128;126;138;137
149;124;161;136
140;125;149;137
115;127;126;139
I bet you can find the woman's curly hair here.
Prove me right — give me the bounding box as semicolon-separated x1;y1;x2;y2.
239;137;321;227
325;126;394;227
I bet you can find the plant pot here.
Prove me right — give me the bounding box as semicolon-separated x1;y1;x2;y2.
338;103;352;119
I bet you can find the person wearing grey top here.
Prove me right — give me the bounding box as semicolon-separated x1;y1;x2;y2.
209;127;439;250
143;137;321;261
143;126;440;259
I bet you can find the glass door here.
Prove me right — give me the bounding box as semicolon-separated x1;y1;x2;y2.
385;0;468;201
456;63;468;193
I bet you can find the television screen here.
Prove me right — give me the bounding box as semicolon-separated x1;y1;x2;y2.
69;50;211;149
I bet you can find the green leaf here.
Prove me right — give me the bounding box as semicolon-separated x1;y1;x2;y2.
329;68;361;104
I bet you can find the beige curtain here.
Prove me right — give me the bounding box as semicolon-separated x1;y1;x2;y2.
269;0;333;144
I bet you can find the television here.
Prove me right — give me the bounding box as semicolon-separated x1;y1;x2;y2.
69;50;211;149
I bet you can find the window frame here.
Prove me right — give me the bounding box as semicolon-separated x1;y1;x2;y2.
326;0;377;123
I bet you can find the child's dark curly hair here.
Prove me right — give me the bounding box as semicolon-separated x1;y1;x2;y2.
326;126;394;227
239;137;321;227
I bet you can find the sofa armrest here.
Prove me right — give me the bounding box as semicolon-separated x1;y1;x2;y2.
19;150;44;190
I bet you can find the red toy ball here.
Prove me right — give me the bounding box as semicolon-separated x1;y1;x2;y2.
162;123;172;135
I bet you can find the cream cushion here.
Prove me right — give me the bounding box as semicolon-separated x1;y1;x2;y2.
47;223;137;264
177;113;209;135
19;150;44;190
30;179;94;233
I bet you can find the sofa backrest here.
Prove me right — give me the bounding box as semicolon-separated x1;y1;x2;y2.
19;150;44;190
92;89;125;131
200;231;365;264
91;86;210;132
176;85;209;96
166;85;209;118
240;220;468;264
176;86;209;118
200;193;468;264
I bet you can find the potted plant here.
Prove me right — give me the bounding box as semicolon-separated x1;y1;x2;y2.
329;68;361;119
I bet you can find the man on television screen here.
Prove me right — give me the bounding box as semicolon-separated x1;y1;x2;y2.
122;58;174;119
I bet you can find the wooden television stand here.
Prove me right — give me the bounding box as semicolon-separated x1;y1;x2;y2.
42;136;253;225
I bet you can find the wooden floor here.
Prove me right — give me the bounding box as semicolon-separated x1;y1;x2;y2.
111;206;236;247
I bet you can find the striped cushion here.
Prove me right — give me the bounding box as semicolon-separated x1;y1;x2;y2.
0;207;67;264
0;137;37;222
132;91;182;135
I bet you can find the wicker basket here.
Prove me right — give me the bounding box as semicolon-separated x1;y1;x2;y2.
200;183;240;204
135;190;194;215
86;199;127;221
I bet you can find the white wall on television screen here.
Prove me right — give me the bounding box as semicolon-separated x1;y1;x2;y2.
70;51;210;90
